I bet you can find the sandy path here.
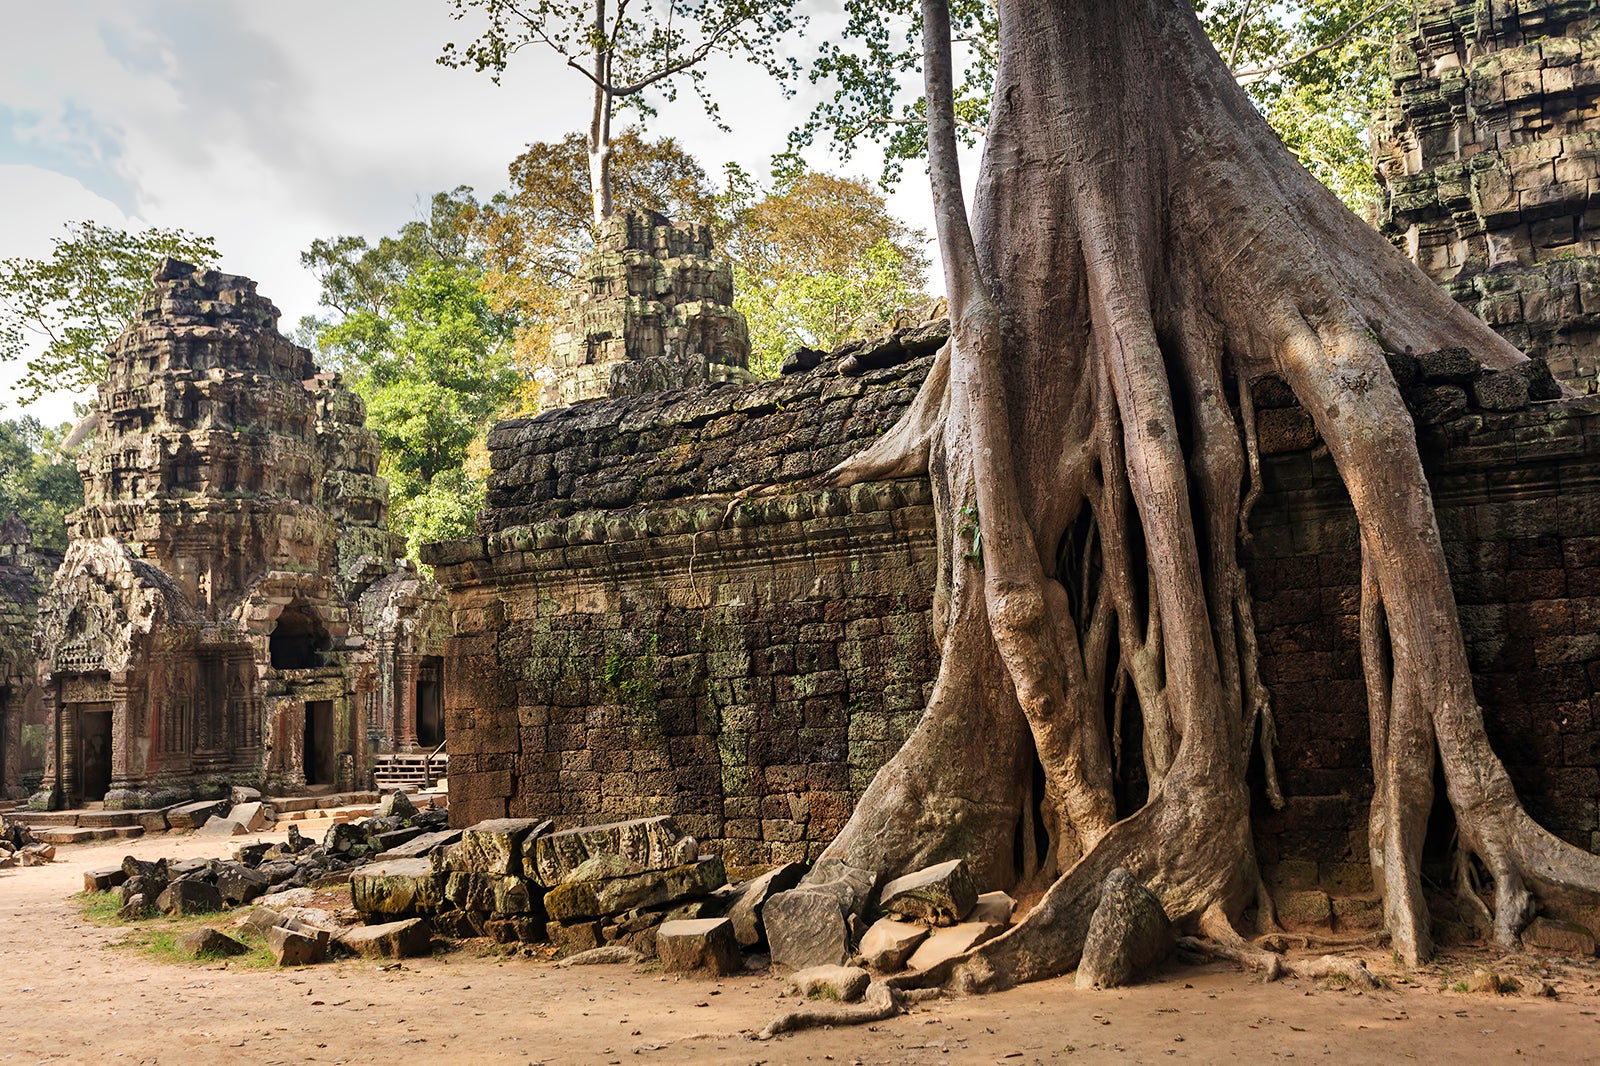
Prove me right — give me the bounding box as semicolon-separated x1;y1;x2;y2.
5;826;1600;1065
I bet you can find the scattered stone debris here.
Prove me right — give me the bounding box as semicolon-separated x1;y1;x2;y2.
175;927;248;959
656;917;742;976
0;819;47;868
1075;868;1174;990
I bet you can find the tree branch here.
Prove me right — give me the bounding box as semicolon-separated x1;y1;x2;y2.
1233;0;1401;84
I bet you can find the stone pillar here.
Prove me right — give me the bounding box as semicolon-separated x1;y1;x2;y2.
59;701;77;808
109;673;130;790
396;653;419;753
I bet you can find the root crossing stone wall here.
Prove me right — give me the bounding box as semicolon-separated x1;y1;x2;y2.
432;330;1600;887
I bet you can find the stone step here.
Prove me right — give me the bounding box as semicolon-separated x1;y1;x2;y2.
2;811;80;827
77;810;138;828
34;826;101;845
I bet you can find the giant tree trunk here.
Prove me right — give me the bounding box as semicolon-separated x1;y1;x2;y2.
807;0;1600;989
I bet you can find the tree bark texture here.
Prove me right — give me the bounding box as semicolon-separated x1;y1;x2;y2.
809;0;1600;991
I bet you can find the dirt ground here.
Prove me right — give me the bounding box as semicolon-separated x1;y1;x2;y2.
6;824;1600;1065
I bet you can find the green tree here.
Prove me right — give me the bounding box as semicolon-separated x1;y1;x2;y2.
440;0;801;226
719;169;930;375
0;222;218;403
302;199;520;559
0;417;83;554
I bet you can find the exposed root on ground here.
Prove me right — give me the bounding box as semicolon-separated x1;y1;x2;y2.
756;982;905;1040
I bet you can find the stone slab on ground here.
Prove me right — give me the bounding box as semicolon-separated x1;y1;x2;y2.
905;921;1006;971
136;811;169;833
76;810;137;829
543;856;726;920
860;917;929;973
166;800;225;830
83;866;129;892
788;965;871;1002
879;859;978;926
530;816;687;887
379;829;462;861
176;927;248;959
1075;868;1173;990
723;862;807;948
656;917;741;975
225;802;271;832
266;924;326;966
197;818;248;838
765;887;851;971
454;818;550;877
350;858;445;917
335;919;431;959
36;826;98;846
156;880;223;917
969;890;1015;926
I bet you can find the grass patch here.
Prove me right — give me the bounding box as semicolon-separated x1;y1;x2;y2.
75;889;278;969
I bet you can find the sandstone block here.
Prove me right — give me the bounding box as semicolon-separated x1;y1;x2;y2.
350;859;445;917
197;818;247;838
379;828;462;860
905;920;1005;971
548;919;604;955
176;927;248;959
788;964;870;1002
1522;916;1597;956
225;802;271;832
723;862;807;947
530;815;685;886
84;866;128;893
1075;868;1173;990
543;856;725;920
456;818;550;877
215;864;271;905
879;859;977;926
656;917;741;975
157;880;223;917
859;917;929;973
377;791;417;819
1277;888;1333;929
1471;368;1531;411
969;890;1016;926
764;887;850;971
266;924;325;966
336;918;432;959
166;799;225;830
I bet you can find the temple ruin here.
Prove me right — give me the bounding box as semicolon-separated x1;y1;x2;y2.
540;209;753;409
1374;1;1600;389
0;516;56;799
27;261;448;809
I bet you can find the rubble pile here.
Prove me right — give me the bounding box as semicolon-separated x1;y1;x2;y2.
0;819;53;868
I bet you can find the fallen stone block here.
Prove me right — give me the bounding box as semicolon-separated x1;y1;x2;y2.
17;843;56;866
548;919;604;955
117;893;153;920
240;906;284;936
789;964;871;1002
215;864;272;905
1277;888;1332;930
530;816;686;887
378;828;462;860
879;859;977;926
166;799;225;830
969;890;1016;926
35;826;98;846
543;856;726;920
656;917;741;976
137;811;170;834
198;818;248;838
558;945;642;967
765;887;851;971
335;918;431;959
376;791;416;819
860;917;929;973
84;866;129;893
176;927;248;959
350;858;445;917
723;862;807;948
232;841;275;867
906;921;1005;971
157;880;224;917
455;818;550;877
266;924;326;966
1075;868;1172;989
1522;916;1597;956
374;827;425;854
230;786;263;806
225;802;271;833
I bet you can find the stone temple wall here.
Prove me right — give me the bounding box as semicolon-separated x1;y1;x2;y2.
0;517;57;798
1374;1;1600;388
428;312;1600;897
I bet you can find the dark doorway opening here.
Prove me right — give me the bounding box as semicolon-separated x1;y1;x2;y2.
417;657;444;748
80;704;113;802
271;605;329;670
304;701;336;786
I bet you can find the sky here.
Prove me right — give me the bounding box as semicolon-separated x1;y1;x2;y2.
0;0;947;426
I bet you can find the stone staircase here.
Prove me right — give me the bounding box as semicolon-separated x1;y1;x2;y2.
373;750;448;792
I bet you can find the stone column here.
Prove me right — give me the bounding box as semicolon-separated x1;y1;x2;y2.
396;653;419;753
109;673;130;790
59;701;77;808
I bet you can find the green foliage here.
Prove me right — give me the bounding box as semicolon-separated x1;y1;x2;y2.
76;891;276;969
0;416;84;553
794;0;1405;211
720;168;929;376
1195;0;1408;211
0;222;218;403
301;191;519;561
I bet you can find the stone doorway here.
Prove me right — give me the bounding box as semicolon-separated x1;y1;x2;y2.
304;700;335;786
417;657;443;748
271;605;329;670
78;703;113;802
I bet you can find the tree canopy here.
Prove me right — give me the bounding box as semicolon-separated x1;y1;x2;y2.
0;417;83;555
0;222;218;404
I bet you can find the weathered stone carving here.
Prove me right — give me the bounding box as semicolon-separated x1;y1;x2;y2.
0;516;57;798
541;210;753;410
1374;2;1600;388
29;261;448;809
